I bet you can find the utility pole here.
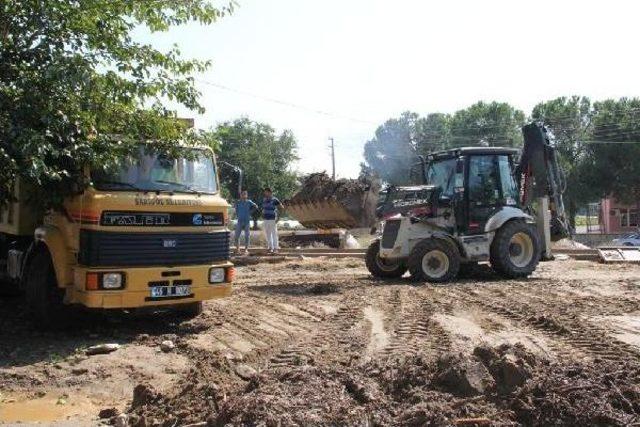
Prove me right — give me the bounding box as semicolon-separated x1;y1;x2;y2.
328;137;336;180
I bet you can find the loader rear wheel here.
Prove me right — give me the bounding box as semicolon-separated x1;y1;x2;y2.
365;240;407;278
490;220;541;279
408;239;460;283
24;248;67;328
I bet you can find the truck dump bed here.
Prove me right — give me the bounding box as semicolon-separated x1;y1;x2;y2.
284;173;380;229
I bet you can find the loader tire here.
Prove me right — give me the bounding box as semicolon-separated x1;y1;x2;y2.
365;240;407;278
24;248;67;328
490;220;541;279
408;238;460;283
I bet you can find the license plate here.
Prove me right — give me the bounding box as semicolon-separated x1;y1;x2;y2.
150;285;191;298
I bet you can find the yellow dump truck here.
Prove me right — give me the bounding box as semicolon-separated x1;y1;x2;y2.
0;145;234;325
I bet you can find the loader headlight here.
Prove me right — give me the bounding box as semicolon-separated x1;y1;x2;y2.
102;273;124;289
209;268;225;283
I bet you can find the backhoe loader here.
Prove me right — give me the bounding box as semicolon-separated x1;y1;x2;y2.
364;122;570;282
285;122;570;282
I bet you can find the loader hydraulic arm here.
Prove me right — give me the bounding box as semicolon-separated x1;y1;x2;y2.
516;123;572;241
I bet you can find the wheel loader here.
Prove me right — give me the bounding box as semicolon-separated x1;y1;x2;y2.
365;122;571;282
285;122;570;282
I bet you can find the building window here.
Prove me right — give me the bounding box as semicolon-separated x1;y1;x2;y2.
629;209;639;227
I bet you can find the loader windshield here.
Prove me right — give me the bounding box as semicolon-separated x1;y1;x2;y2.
425;158;456;197
91;147;218;194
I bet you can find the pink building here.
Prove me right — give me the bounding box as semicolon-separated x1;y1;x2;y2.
600;197;639;233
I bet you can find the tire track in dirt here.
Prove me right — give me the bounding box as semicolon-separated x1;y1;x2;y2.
446;285;640;364
268;292;368;368
376;287;452;361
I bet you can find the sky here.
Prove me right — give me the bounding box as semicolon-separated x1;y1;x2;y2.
139;0;640;178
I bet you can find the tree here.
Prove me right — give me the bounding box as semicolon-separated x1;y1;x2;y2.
449;101;526;147
531;96;594;226
415;113;452;154
587;98;640;203
362;112;424;185
213;118;299;201
0;0;233;210
362;103;524;184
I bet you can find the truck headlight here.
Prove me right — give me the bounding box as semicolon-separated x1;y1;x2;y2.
209;268;225;283
102;273;124;289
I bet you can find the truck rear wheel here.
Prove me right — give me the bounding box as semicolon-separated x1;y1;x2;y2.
408;239;460;283
365;240;407;278
490;220;541;279
24;248;67;328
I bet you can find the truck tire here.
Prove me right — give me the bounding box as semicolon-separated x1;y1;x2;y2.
23;248;67;328
490;220;541;279
365;240;407;278
408;238;460;283
176;301;203;318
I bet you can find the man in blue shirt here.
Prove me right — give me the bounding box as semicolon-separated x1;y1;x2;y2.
262;187;282;254
234;190;258;255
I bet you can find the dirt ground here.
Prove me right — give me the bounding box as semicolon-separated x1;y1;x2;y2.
2;258;640;426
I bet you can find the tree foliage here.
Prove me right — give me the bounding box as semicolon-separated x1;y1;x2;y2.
362;102;526;184
213;118;299;201
0;0;233;210
588;98;640;203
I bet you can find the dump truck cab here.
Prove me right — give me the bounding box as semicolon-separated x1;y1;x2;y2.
1;145;233;324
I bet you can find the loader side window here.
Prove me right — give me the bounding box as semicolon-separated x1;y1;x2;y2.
498;155;519;206
425;158;456;198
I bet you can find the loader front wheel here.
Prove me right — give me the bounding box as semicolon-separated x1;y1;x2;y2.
408;239;460;283
365;240;407;278
490;220;541;279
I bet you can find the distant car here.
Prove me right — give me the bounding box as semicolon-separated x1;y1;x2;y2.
612;233;640;246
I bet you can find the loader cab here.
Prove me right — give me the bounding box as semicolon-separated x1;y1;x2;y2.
425;147;520;235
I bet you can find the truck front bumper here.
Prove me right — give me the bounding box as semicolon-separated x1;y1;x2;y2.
68;262;233;309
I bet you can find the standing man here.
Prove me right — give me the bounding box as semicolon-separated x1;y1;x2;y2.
234;190;258;255
262;187;282;254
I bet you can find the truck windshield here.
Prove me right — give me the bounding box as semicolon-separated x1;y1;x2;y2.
91;147;218;194
425;158;456;197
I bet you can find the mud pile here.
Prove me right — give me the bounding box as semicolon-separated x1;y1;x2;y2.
285;172;380;228
124;343;640;426
510;359;640;426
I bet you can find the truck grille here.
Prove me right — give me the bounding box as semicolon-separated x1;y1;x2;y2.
79;230;230;267
381;219;401;249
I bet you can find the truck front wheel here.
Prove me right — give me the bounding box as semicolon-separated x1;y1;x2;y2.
365;240;407;278
490;220;541;279
408;239;460;283
175;301;204;318
24;248;66;327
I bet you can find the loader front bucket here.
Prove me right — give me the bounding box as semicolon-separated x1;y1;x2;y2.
284;173;380;230
284;199;363;229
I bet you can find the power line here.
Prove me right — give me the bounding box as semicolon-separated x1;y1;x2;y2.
196;78;640;139
196;79;378;125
